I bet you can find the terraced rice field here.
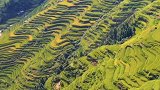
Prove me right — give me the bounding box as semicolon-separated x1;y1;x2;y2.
0;0;160;90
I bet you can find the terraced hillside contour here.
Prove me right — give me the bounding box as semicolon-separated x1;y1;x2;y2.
0;0;160;90
0;0;45;31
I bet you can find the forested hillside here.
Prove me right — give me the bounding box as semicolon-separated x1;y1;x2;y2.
0;0;160;90
0;0;45;31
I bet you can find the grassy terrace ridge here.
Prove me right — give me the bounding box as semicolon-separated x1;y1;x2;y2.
0;0;9;7
0;0;160;90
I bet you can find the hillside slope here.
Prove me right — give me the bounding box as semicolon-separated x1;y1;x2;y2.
0;0;160;90
0;0;45;31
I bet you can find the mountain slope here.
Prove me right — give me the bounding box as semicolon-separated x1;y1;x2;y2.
0;0;45;31
0;0;160;90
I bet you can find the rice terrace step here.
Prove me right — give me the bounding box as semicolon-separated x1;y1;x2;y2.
0;0;160;90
